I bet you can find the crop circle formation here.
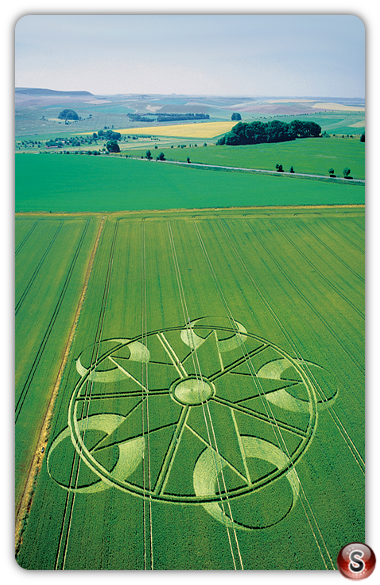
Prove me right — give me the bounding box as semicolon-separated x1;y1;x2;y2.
48;317;334;522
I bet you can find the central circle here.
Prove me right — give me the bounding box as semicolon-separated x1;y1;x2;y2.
171;377;215;405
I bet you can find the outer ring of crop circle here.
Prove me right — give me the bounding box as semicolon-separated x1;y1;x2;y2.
68;324;318;503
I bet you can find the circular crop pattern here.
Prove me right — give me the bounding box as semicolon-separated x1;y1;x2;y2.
48;317;337;529
171;377;215;405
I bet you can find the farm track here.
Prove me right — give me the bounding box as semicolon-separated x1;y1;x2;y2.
15;220;90;423
15;216;105;553
168;222;244;570
217;219;364;474
55;220;119;570
141;219;154;570
320;217;365;255
271;219;364;320
300;221;364;283
194;220;335;570
352;217;365;233
15;221;63;315
168;221;244;570
245;221;364;376
15;220;38;256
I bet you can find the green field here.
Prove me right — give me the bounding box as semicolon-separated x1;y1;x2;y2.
16;205;365;570
15;216;101;509
122;137;365;180
16;154;364;213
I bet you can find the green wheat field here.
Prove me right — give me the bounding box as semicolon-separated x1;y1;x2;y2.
15;171;364;568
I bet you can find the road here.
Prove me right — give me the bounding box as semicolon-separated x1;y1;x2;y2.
135;156;365;184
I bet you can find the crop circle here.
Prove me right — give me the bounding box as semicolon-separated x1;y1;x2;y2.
60;318;321;505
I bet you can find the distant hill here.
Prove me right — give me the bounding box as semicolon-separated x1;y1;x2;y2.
15;87;93;97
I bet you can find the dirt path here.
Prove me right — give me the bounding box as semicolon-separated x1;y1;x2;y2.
15;216;106;553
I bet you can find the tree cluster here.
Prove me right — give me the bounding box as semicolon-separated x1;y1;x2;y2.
128;114;155;122
97;129;122;141
58;109;79;121
217;119;321;146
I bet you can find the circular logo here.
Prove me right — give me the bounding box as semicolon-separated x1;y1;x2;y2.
337;543;376;579
47;317;337;530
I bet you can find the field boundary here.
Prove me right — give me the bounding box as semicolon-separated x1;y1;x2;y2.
15;204;365;222
15;216;106;554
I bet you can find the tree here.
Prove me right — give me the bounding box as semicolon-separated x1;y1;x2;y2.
243;121;266;144
187;157;191;163
290;166;294;173
360;132;365;142
231;112;242;121
267;120;295;143
343;167;352;178
308;121;321;137
328;168;336;177
276;163;283;172
146;150;152;160
58;108;79;121
222;130;243;145
106;140;120;153
105;130;121;141
157;152;165;161
290;120;321;138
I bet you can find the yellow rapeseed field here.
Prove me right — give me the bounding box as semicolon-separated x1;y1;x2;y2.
117;121;237;138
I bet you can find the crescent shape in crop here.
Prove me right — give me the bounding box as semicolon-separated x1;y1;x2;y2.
193;437;300;530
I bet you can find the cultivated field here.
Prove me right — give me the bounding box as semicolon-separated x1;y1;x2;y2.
15;216;101;510
116;121;237;138
15;154;365;214
311;102;365;112
122;137;365;180
15;92;365;139
15;206;365;570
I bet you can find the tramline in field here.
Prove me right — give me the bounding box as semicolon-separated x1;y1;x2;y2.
16;207;365;570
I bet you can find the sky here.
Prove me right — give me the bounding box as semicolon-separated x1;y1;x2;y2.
15;14;365;98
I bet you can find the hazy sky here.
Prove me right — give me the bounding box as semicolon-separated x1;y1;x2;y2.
15;14;365;97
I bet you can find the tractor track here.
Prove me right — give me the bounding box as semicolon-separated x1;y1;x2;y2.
15;216;106;556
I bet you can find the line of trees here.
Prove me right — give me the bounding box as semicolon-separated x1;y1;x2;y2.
217;119;321;146
157;113;209;122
